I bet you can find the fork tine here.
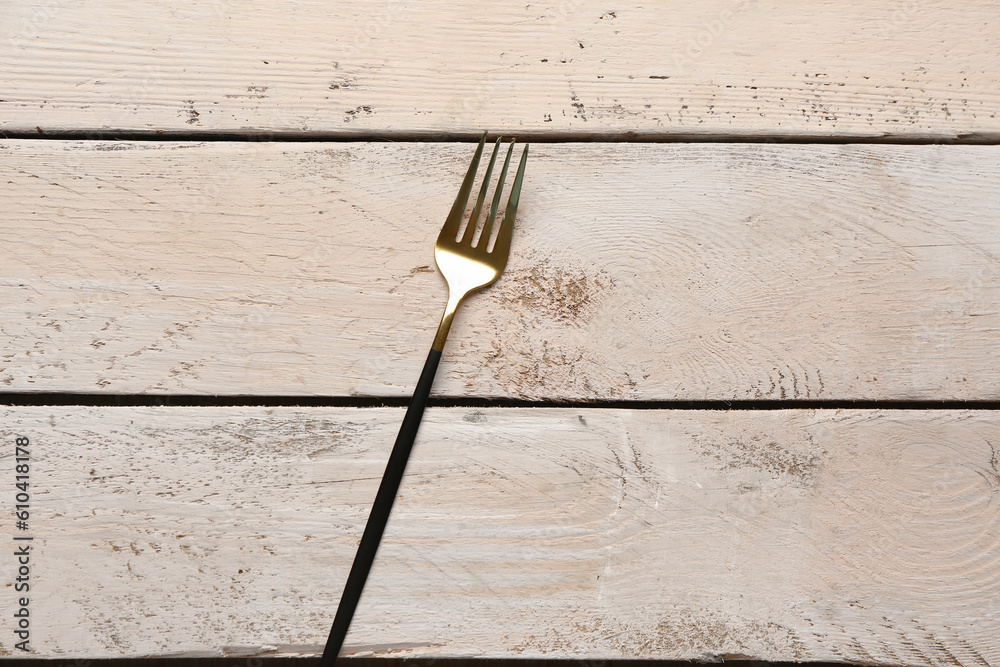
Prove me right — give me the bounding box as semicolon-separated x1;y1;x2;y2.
491;143;528;258
438;131;487;243
480;140;514;253
462;137;502;246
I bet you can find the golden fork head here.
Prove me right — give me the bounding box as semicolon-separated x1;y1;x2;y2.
431;132;528;350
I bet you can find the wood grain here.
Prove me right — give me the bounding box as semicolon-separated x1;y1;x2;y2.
1;407;997;663
2;0;999;138
2;140;999;400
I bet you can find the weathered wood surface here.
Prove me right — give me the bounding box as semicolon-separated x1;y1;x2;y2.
1;407;997;662
2;140;999;400
2;0;999;139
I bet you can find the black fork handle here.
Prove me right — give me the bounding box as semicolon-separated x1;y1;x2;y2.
321;347;442;666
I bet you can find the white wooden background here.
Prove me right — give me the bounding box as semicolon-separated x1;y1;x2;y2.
3;140;1000;400
2;0;1000;139
2;0;1000;664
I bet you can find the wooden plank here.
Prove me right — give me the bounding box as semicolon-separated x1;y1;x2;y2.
1;407;998;662
2;0;999;138
3;140;999;400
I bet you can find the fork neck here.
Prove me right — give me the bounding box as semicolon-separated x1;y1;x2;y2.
431;290;465;351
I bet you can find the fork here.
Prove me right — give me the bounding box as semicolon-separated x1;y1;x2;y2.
321;132;528;665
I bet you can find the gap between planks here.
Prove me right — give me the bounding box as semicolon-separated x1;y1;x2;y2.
4;130;1000;145
3;393;1000;411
